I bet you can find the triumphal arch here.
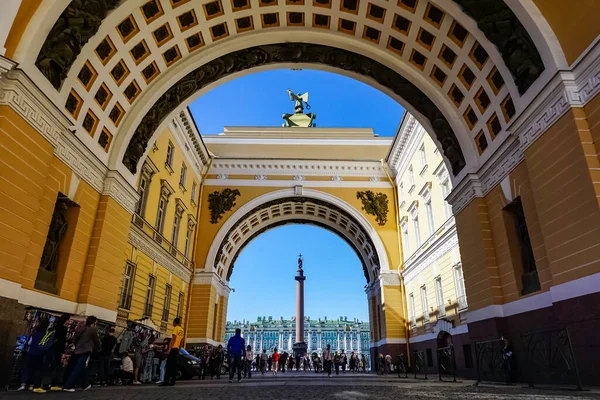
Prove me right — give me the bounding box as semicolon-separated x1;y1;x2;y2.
1;0;600;384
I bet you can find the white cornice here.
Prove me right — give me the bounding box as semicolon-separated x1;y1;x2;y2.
209;159;387;178
386;115;422;182
203;179;392;188
447;41;600;215
0;68;107;193
0;68;141;214
402;218;458;284
103;171;139;214
0;55;16;78
128;224;192;282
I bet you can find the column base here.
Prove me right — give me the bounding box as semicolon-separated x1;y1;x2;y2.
293;342;308;358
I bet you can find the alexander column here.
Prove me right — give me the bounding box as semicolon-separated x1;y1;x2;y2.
293;254;308;358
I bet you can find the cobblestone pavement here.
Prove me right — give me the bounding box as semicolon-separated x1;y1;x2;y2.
3;373;599;400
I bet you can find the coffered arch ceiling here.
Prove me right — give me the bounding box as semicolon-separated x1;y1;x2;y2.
15;0;560;185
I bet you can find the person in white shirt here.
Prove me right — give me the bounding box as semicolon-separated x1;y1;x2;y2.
322;344;334;377
260;349;268;374
117;352;134;384
244;345;254;379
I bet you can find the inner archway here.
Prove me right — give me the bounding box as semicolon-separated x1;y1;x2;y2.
225;224;372;367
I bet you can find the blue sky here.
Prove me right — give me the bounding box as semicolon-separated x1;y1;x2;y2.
189;69;405;136
227;225;370;322
190;69;402;322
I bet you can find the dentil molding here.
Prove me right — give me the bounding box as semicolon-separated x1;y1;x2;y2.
447;41;600;215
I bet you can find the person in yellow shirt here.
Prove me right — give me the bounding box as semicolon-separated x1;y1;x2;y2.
159;318;184;386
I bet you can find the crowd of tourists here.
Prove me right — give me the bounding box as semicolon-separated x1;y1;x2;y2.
15;316;185;393
223;329;369;382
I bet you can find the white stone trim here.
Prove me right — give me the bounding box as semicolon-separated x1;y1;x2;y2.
102;171;139;214
128;224;193;282
371;338;407;347
205;188;392;282
203;179;392;189
185;337;224;346
408;323;469;343
467;271;600;324
0;277;117;322
402;218;458;284
0;69;107;193
209;159;387;178
0;55;16;78
448;40;600;215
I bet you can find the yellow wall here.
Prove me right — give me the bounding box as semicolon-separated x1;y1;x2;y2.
533;0;600;65
194;185;401;273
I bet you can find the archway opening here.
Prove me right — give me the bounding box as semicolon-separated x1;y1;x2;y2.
225;224;372;369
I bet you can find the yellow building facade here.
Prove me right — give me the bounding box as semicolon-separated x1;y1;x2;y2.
0;0;599;385
387;115;469;374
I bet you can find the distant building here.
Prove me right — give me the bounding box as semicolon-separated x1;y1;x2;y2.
225;316;371;367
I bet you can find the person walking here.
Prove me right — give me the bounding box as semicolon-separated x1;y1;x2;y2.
322;344;333;377
334;351;341;375
349;352;357;373
303;353;310;372
48;314;69;391
267;354;272;371
272;348;280;376
98;328;117;386
385;354;392;374
244;345;253;379
341;350;347;373
227;328;245;383
63;316;102;392
260;350;268;374
361;354;367;372
197;344;210;380
160;317;184;387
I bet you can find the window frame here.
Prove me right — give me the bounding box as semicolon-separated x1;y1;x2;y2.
162;283;172;322
144;274;156;317
119;261;136;310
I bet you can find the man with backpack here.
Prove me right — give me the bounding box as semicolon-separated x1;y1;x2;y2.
24;318;51;393
48;315;70;390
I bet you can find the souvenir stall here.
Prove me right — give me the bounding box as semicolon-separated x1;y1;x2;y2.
7;307;113;390
114;319;162;383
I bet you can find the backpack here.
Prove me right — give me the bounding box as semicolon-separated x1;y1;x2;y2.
38;329;55;352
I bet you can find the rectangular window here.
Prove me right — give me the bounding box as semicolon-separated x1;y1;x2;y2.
156;197;167;234
177;291;184;318
408;293;416;326
463;344;474;368
421;285;429;322
136;176;149;216
144;275;156;317
162;284;172;321
454;263;468;310
399;183;404;203
171;212;181;247
166;141;175;169
401;225;410;259
419;144;426;169
413;216;421;248
179;163;187;187
184;226;193;257
441;180;452;219
425;200;435;235
191;182;197;203
409;166;414;187
435;276;445;317
119;262;136;309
